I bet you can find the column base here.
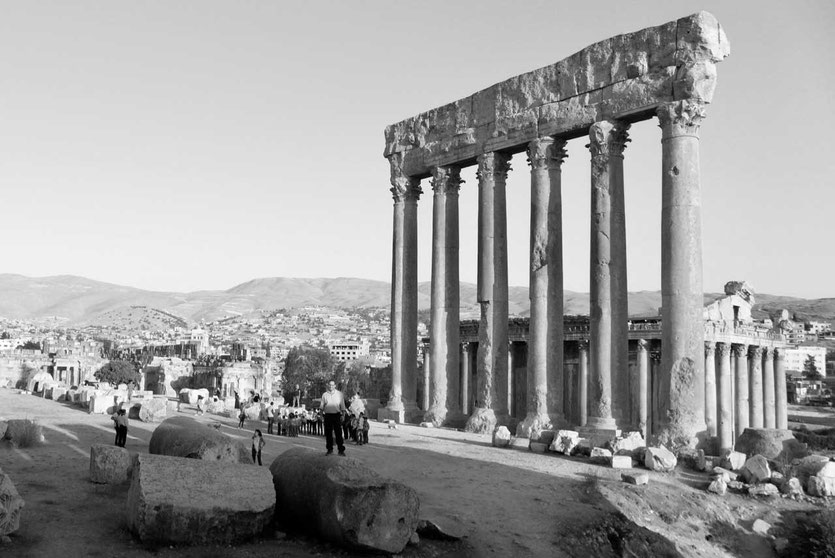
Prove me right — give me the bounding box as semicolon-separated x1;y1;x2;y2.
576;426;622;448
423;407;448;428
378;401;422;424
464;407;497;434
516;413;553;438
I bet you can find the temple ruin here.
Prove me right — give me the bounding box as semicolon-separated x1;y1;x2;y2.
382;12;735;447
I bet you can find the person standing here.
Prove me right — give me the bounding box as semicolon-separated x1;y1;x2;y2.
320;380;347;456
251;429;265;466
266;402;276;434
238;406;247;429
112;409;128;447
292;384;301;407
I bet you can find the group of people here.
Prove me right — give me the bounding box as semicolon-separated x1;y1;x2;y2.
320;382;371;455
110;409;129;447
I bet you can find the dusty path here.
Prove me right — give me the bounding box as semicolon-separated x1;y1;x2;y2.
0;389;815;557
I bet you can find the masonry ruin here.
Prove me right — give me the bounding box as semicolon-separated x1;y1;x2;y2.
382;12;737;448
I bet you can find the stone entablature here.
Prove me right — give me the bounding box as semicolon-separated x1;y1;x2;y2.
384;12;729;178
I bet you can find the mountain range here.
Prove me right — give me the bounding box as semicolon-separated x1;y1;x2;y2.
0;274;832;327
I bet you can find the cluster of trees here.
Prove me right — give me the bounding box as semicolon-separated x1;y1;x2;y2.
94;360;141;385
804;354;824;381
281;345;376;402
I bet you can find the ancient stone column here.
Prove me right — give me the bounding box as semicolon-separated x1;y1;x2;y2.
637;339;649;439
586;121;630;431
466;151;511;433
748;345;764;429
518;137;568;436
578;340;589;427
775;348;788;429
425;165;462;426
704;342;717;438
716;342;733;451
421;348;431;411
655;101;707;447
505;342;514;416
387;156;422;421
460;343;470;415
733;343;749;439
762;347;776;429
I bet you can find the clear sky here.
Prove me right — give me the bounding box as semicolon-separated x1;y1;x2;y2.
0;1;832;298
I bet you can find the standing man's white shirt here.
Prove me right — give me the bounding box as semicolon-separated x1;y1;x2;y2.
321;389;346;414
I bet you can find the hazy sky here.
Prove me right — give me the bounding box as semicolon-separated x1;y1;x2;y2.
1;1;832;298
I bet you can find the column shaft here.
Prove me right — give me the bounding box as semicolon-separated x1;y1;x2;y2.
587;121;629;430
775;348;788;429
426;166;462;426
578;340;589;427
716;343;733;451
763;347;776;428
460;343;470;415
637;339;649;439
749;345;764;428
422;348;431;411
656;101;707;447
387;156;422;420
704;342;717;437
734;344;750;439
467;152;511;433
519;137;567;436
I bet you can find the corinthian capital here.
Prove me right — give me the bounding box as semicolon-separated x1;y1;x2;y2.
430;165;463;196
389;153;422;202
716;342;731;358
526;137;568;171
476;151;512;182
705;342;716;357
587;120;631;159
732;344;748;358
749;345;763;359
656;100;707;138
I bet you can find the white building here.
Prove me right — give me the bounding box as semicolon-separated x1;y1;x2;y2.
784;346;828;377
328;340;370;362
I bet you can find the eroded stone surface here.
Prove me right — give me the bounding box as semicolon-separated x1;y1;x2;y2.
89;444;133;484
270;447;419;554
0;467;23;535
621;472;649;486
734;428;808;461
138;397;168;423
492;426;511;448
720;450;747;471
126;453;273;545
644;446;677;472
149;416;251;463
740;455;771;484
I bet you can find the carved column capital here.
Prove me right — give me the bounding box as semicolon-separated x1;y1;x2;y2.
577;339;589;352
704;342;716;357
775;347;786;360
460;342;470;352
389;154;422;202
732;344;748;358
716;342;731;358
749;345;763;359
762;346;774;359
476;151;512;182
656;100;707;139
526;137;568;170
587;120;631;160
637;339;649;352
430;165;463;196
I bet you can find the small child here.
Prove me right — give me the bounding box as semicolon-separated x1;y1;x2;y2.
238;407;246;429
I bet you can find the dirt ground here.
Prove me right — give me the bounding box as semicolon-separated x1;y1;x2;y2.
0;389;826;558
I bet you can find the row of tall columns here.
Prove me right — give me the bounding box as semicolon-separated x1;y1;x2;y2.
388;101;711;447
706;342;788;451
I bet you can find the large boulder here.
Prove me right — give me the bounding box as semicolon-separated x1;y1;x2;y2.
492;426;512;448
149;416;251;463
720;450;747;471
644;446;677;472
89;444;134;484
739;455;771;484
806;461;835;497
608;431;645;456
138;397;168;423
0;466;24;535
0;421;7;440
126;453;274;545
735;428;808;462
270;447;419;554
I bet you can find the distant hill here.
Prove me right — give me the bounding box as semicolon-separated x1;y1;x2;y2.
0;273;831;328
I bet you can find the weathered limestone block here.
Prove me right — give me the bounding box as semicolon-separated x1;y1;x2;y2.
720;450;747;471
780;477;804;497
748;483;779;497
138;397;168;423
550;430;580;454
127;453;274;545
88;394;115;415
89;444;133;484
149;416;251;463
644;446;677;472
740;455;771;484
529;442;548;454
707;477;727;495
0;421;7;440
621;472;649;486
807;462;835;497
531;430;557;447
712;467;738;482
752;519;771;536
4;419;44;445
492;426;512;448
48;386;67;401
0;467;24;535
734;428;808;462
608;431;645;456
270;447;419;554
590;448;613;465
611;455;632;469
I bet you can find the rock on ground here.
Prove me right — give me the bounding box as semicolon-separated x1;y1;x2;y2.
720;450;746;471
149;416;251;463
748;483;779;497
740;455;771;484
0;467;23;535
492;426;512;448
621;473;649;486
126;453;274;545
270;447;419;554
89;444;133;484
807;462;835;497
708;477;727;495
644;446;677;472
138;397;168;423
550;430;579;454
0;421;7;440
734;427;808;461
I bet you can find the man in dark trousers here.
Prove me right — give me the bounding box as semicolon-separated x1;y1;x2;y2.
320;380;347;456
